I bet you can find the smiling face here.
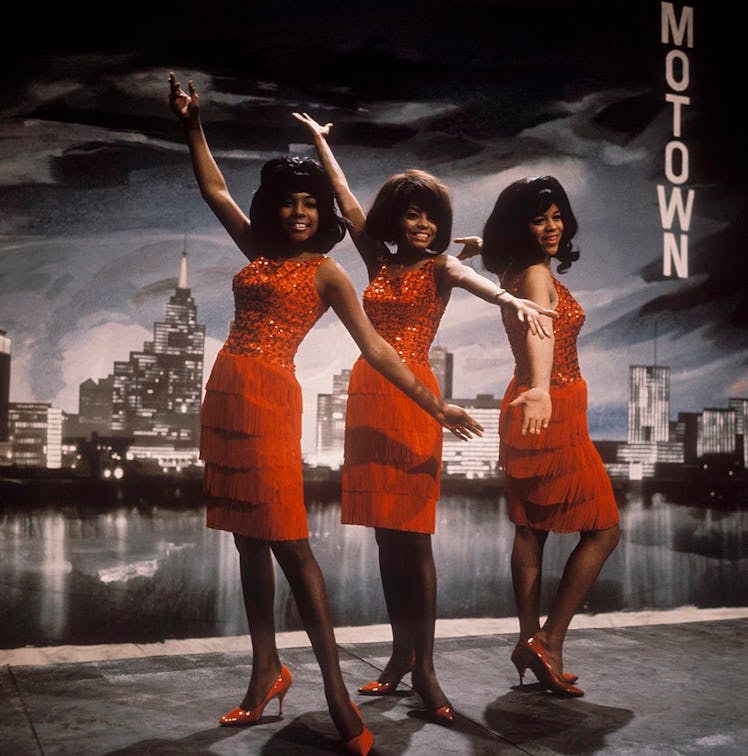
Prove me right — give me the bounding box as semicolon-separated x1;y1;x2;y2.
397;204;437;251
528;202;563;258
278;192;319;245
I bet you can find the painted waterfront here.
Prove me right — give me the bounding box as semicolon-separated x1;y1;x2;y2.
1;478;746;648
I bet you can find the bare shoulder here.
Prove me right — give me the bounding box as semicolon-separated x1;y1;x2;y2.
516;263;556;304
315;255;354;294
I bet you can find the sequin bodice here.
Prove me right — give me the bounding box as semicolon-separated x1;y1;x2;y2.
221;256;327;370
502;273;584;386
363;258;446;366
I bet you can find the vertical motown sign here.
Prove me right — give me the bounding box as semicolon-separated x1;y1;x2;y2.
659;2;694;278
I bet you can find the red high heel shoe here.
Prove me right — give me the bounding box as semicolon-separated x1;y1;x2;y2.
518;637;584;697
412;680;456;726
426;703;455;725
358;653;415;696
218;665;293;726
511;642;578;685
342;701;375;755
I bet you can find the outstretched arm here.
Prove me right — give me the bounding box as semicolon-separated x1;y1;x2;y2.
315;259;483;440
169;73;255;259
293;112;383;278
440;250;557;339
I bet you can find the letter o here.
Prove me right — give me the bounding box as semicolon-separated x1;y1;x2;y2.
665;141;689;184
666;50;689;92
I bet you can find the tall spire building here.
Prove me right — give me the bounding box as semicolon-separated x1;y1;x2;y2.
110;253;205;447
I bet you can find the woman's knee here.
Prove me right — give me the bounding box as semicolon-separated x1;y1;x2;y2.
514;526;548;549
233;533;267;555
582;524;620;554
271;538;315;570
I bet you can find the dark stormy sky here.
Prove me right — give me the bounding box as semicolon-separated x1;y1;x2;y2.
1;0;744;455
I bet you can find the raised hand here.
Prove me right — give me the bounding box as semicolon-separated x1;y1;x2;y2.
292;111;332;139
455;236;482;260
168;72;199;123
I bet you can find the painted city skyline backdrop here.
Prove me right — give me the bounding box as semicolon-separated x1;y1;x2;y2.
1;1;743;456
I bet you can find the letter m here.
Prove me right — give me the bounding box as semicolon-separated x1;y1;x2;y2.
661;3;694;48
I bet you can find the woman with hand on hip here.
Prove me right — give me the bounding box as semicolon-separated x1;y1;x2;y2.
479;176;620;697
168;74;481;754
295;112;556;723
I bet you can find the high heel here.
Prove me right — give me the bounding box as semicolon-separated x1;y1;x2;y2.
342;701;375;756
358;653;415;696
521;637;584;697
412;680;456;726
426;703;455;725
511;642;578;685
218;665;293;726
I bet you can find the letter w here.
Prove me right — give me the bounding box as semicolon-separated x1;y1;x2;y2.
657;185;694;230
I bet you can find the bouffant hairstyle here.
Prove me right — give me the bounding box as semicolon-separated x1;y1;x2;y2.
481;176;580;275
365;169;453;253
249;156;347;254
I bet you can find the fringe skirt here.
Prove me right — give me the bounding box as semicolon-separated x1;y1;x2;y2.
199;351;309;540
341;357;442;534
500;376;620;533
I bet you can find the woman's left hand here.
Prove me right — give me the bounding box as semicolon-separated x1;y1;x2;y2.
506;296;557;339
455;236;482;260
508;388;552;435
292;111;332;139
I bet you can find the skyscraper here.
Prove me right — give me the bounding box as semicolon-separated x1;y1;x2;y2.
79;376;114;436
429;345;453;399
628;365;670;443
316;369;351;456
442;393;501;478
110;252;205;447
7;402;62;468
728;398;748;468
0;329;10;449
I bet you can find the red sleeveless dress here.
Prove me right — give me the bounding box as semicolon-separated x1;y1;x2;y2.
342;258;447;534
200;255;327;540
499;273;619;532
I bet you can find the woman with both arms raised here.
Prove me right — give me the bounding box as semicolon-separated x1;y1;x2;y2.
169;74;483;754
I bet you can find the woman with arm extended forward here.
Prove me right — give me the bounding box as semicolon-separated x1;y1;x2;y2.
480;176;620;697
168;74;481;754
295;112;557;724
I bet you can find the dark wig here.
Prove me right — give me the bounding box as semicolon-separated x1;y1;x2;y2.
481;176;580;275
365;169;453;253
249;156;347;254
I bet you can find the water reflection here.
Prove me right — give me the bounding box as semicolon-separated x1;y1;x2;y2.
1;485;746;648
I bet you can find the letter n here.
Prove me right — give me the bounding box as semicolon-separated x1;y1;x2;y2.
663;233;688;278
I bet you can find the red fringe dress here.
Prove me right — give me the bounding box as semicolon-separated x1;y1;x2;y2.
342;258;447;534
499;273;619;533
200;256;328;540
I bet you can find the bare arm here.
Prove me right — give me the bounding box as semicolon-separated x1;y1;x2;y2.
293;112;383;278
508;264;556;435
169;73;255;259
439;252;557;338
315;259;483;439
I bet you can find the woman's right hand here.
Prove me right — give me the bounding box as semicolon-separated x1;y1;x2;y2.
168;72;199;123
439;404;484;441
292;111;332;139
454;236;482;260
